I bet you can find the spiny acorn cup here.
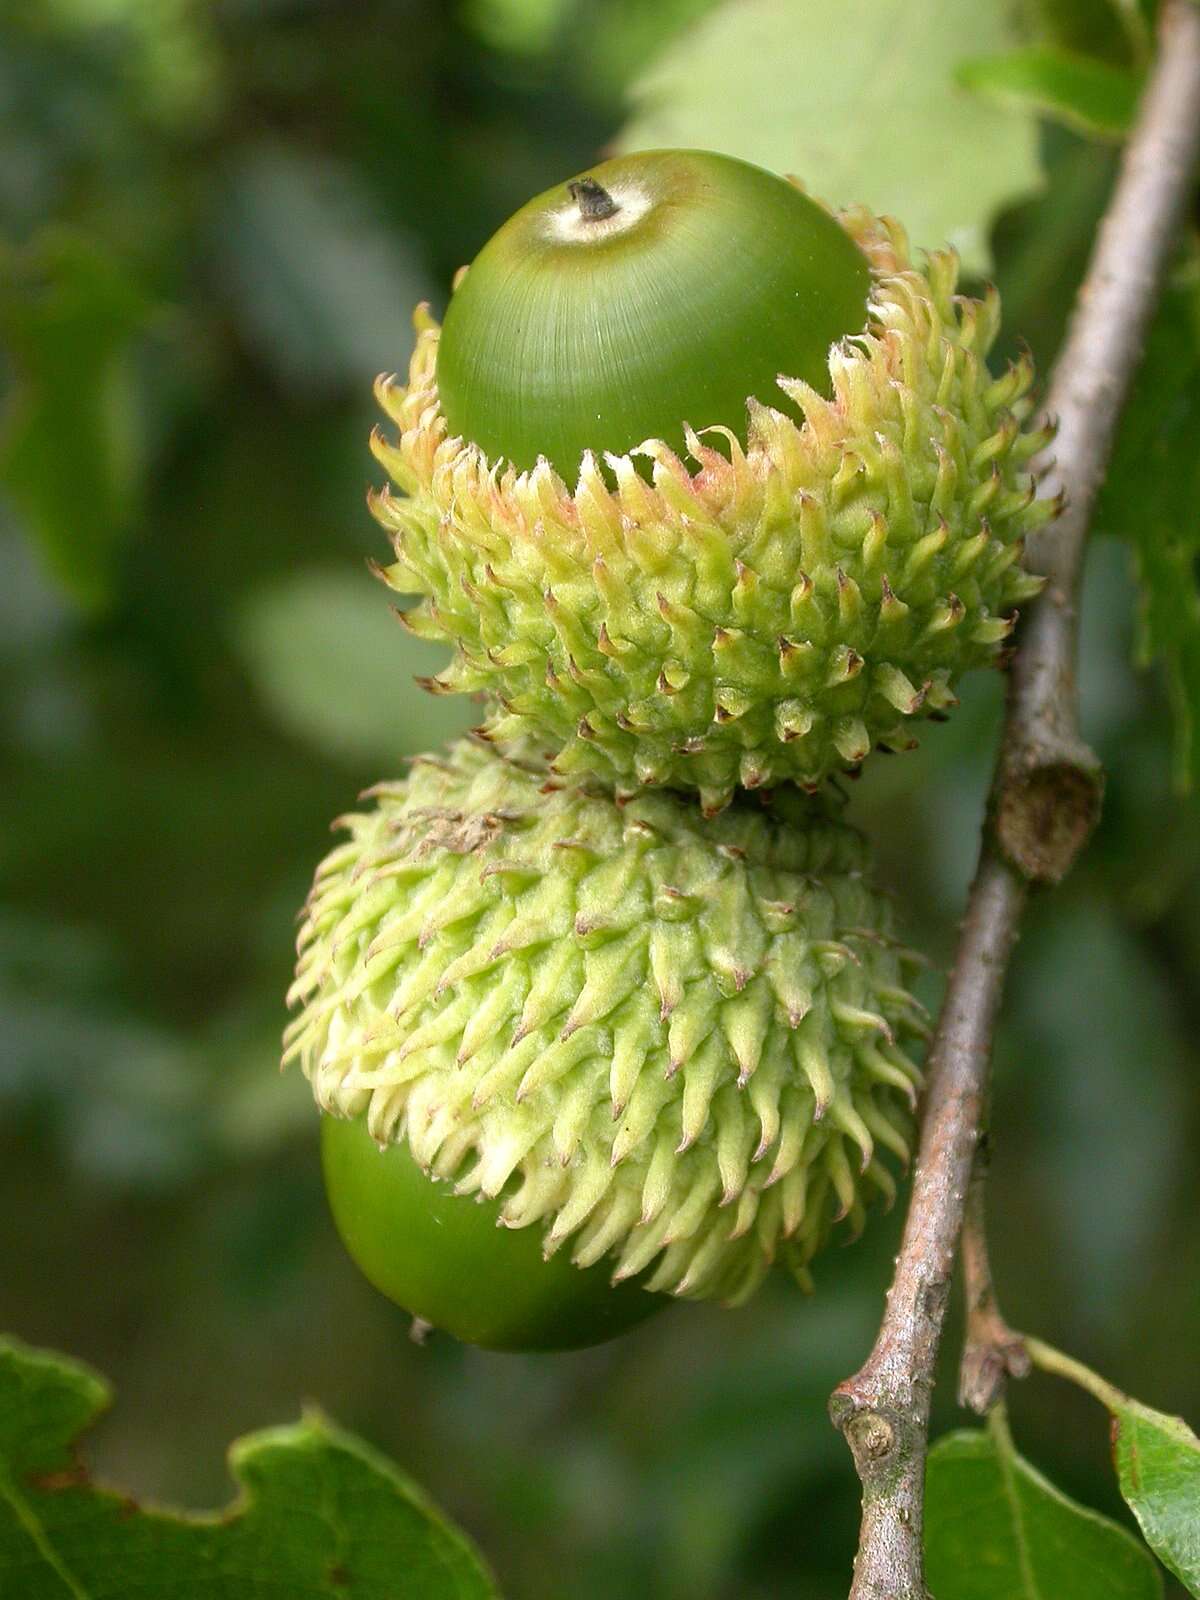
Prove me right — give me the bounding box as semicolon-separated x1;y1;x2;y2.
285;738;928;1311
369;149;1053;813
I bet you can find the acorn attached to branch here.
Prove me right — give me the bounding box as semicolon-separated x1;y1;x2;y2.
283;151;1052;1349
286;739;927;1346
370;149;1052;813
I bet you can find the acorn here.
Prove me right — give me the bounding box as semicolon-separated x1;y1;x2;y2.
435;150;871;481
285;738;927;1314
370;149;1052;812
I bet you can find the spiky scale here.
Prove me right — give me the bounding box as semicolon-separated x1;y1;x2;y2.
287;739;926;1304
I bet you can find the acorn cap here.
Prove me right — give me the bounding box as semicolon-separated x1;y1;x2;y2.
285;738;927;1305
371;192;1051;809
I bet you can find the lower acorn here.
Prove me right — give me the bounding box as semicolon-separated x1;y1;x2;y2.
322;1115;666;1351
286;738;928;1349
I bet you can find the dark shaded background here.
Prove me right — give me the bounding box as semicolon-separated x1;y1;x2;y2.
1;3;1197;1595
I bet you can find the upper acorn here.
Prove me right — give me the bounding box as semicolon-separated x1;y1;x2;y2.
371;150;1052;810
436;149;872;482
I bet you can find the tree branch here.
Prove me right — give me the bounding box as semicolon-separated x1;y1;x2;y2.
829;6;1200;1595
998;0;1200;884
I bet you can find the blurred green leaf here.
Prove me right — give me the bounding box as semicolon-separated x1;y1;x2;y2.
926;1420;1163;1599
1021;0;1151;66
463;0;570;56
988;130;1116;373
216;145;432;394
235;568;474;764
616;0;1043;273
39;0;222;129
958;47;1142;138
1094;270;1200;788
0;230;149;612
570;0;725;99
0;1335;500;1598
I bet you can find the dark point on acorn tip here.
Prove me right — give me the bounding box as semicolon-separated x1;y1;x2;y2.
569;176;619;222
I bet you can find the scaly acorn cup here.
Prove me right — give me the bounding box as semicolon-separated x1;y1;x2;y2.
285;737;928;1325
369;149;1054;813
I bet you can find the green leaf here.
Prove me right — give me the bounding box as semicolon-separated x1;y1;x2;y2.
1111;1399;1200;1594
0;1335;500;1599
235;568;475;764
616;0;1043;274
1094;272;1200;789
1023;1339;1200;1594
925;1423;1163;1599
0;231;150;612
958;47;1142;138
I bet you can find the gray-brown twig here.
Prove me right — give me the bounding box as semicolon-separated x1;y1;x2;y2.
828;6;1200;1596
958;1140;1031;1417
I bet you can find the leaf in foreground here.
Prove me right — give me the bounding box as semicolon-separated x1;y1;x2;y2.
1024;1338;1200;1595
1109;1398;1200;1595
616;0;1042;274
0;1335;499;1599
925;1424;1162;1600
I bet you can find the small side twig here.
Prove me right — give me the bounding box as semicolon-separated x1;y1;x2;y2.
829;7;1200;1597
958;1141;1030;1416
1020;1335;1132;1413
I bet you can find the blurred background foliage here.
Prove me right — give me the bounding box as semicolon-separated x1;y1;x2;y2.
0;0;1197;1595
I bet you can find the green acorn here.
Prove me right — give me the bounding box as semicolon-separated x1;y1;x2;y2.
370;150;1052;812
286;738;926;1311
320;1114;667;1350
435;150;872;481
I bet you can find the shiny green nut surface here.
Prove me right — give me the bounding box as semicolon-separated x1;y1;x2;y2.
322;1114;667;1352
436;148;871;482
